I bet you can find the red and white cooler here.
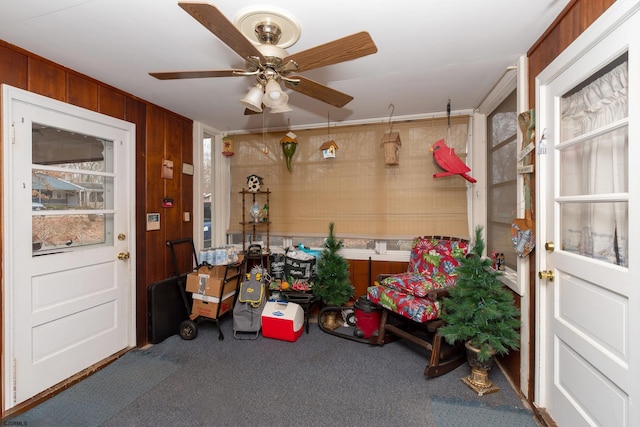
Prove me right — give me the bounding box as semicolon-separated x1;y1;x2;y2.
261;301;304;342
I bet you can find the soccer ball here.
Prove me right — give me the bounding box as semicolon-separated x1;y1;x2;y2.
246;174;263;192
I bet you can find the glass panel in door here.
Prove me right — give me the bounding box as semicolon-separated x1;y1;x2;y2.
31;123;115;254
558;56;628;267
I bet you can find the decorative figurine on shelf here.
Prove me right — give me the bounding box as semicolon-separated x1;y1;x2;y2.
246;174;263;192
249;202;263;223
280;131;298;172
262;203;269;222
429;138;477;183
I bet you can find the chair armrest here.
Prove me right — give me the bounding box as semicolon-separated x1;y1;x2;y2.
375;274;394;283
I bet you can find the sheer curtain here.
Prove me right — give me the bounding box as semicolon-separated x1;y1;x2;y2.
560;61;628;266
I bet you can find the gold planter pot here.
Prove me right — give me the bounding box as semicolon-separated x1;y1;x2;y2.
321;310;342;331
461;341;500;396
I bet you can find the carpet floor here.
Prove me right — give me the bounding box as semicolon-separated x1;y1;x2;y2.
13;316;540;426
431;397;539;426
17;350;180;426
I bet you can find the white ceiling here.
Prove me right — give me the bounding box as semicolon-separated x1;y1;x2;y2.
0;0;570;133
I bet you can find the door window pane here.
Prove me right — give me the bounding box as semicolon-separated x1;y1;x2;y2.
560;202;628;266
558;56;628;267
31;124;114;254
559;126;628;197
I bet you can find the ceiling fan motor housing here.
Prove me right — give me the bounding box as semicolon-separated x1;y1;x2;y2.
255;21;282;44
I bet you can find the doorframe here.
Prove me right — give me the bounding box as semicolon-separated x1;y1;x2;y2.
534;0;640;417
1;85;137;412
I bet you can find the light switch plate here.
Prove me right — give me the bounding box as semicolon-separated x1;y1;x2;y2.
182;163;194;175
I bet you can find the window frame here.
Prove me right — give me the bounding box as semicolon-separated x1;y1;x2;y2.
474;58;528;296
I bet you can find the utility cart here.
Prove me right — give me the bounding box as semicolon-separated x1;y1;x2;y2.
166;238;244;341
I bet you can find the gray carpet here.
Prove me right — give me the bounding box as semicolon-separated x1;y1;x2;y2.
17;350;180;426
12;317;538;426
431;397;538;426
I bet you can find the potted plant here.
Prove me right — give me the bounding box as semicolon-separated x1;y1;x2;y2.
439;226;520;395
313;222;354;329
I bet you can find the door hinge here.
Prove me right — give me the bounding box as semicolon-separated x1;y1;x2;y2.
11;121;16;144
13;357;17;403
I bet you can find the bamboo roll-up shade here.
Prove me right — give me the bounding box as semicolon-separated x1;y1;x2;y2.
229;116;471;239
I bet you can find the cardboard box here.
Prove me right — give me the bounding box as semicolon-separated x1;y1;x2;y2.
196;264;228;278
191;283;237;319
191;293;235;319
186;265;234;297
261;301;304;342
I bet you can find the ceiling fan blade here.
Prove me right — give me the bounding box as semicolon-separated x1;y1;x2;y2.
178;2;266;63
283;32;377;73
285;76;353;108
244;108;263;115
149;69;244;80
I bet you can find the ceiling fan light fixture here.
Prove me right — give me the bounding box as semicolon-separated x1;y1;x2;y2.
263;78;284;104
240;84;264;112
270;99;292;114
265;91;289;109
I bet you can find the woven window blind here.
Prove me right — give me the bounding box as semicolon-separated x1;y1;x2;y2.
229;116;471;239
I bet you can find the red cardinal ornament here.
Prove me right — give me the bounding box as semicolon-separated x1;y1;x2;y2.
429;138;477;183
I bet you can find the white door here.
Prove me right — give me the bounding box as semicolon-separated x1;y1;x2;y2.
536;2;640;426
2;86;136;410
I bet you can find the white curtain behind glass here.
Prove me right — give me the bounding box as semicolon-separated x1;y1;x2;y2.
561;62;628;266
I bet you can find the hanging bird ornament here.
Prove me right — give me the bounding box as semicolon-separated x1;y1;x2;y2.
428;99;476;183
429;138;477;183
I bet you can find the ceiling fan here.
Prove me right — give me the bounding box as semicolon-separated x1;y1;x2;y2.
149;2;378;114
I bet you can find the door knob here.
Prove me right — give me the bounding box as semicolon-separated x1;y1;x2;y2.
117;251;130;260
545;241;555;252
538;270;554;281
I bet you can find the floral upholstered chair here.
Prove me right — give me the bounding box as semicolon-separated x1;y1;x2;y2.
367;236;469;377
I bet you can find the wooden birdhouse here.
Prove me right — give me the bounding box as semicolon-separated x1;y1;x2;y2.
381;132;401;166
319;140;338;159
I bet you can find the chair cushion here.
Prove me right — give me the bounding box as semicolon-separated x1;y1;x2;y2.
407;237;468;276
369;237;468;323
380;272;435;298
367;285;440;323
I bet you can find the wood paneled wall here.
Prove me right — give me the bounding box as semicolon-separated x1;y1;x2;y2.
527;0;616;108
0;40;194;349
348;259;409;298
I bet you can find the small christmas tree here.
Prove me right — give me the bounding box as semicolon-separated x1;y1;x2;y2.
313;222;353;306
439;226;520;362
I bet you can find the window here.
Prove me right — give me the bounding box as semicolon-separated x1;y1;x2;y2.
486;90;517;269
202;135;212;248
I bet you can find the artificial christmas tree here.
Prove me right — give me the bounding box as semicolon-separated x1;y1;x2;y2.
313;223;354;329
439;226;520;394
